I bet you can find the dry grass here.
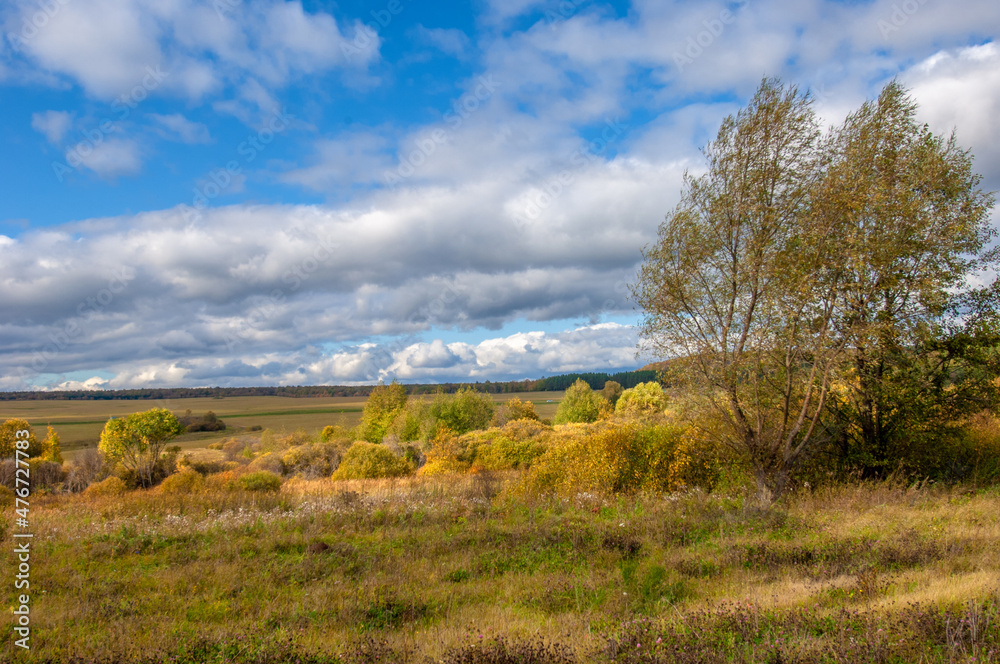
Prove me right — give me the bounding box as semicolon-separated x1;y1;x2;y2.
1;477;997;663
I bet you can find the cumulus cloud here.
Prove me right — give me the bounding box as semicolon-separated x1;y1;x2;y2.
67;137;143;179
1;0;380;102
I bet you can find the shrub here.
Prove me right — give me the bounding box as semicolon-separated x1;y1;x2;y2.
520;422;699;496
360;381;409;443
222;437;253;462
474;436;547;470
85;476;128;497
333;442;413;480
431;386;496;435
419;427;469;476
491;397;540;427
321;425;351;443
554;379;603;424
40;426;63;463
239;470;282;492
615;381;668;417
0;485;14;507
282;441;343;479
160;469;206;494
64;447;108;493
205;468;246;492
601;380;624;407
27;459;65;490
248;451;285;475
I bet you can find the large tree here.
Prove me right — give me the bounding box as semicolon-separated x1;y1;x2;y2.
820;82;998;477
635;78;997;500
633;78;845;504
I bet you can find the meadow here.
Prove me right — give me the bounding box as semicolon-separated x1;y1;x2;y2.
2;474;997;663
1;393;564;460
2;384;999;663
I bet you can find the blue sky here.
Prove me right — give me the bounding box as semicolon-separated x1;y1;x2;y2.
1;0;998;390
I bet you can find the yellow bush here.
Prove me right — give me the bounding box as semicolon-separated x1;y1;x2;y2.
519;421;699;496
332;442;413;480
205;468;247;491
248;451;284;475
474;436;547;470
160;469;206;494
84;476;127;497
418;427;469;476
0;485;14;507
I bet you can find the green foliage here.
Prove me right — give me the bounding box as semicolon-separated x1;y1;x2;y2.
239;470;283;492
553;379;602;424
615;381;668;417
0;418;43;458
387;403;425;442
360;381;408;443
332;442;413;480
430;386;496;435
98;408;185;487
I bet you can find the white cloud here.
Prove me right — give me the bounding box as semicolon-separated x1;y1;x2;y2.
902;42;1000;187
2;0;380;103
148;113;211;144
413;25;471;58
31;110;74;144
68;138;143;178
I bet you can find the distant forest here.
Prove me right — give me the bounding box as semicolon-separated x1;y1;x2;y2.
0;369;661;401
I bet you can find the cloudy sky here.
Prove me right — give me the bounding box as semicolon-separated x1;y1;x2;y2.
0;0;998;390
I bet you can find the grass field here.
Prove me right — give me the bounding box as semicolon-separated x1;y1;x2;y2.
1;477;997;662
1;392;564;459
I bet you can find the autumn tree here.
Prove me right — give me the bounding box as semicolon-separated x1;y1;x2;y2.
554;378;603;424
818;82;999;477
98;408;185;487
359;380;408;443
633;78;843;504
0;419;43;458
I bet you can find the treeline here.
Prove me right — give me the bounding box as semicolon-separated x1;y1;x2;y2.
0;370;659;401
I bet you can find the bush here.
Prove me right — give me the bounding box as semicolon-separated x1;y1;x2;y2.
474;436;547;470
419;427;469;476
360;381;409;443
248;452;285;475
282;441;344;479
205;468;246;492
27;459;65;490
333;442;413;480
160;469;206;494
0;419;44;458
320;425;351;443
85;476;128;497
222;437;253;462
239;470;282;492
491;397;540;427
554;379;603;424
64;447;108;493
520;422;700;496
431;387;496;435
615;381;668;417
0;485;14;507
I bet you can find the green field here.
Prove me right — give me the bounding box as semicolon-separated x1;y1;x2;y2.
2;392;564;459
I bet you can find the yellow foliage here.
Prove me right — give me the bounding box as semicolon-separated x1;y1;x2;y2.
84;476;127;497
419;426;469;476
160;469;206;495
